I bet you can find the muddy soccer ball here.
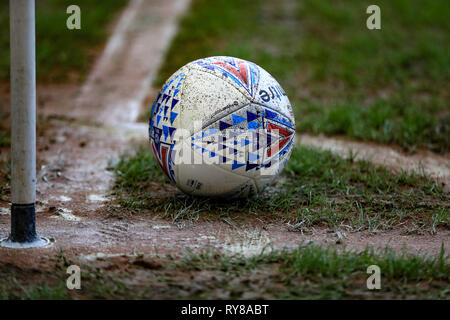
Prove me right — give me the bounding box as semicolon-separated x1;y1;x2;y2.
148;56;295;197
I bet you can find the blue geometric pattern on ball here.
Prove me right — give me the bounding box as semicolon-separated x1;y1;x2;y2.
191;105;294;172
148;71;186;183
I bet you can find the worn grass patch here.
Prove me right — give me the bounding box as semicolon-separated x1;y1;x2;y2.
171;243;449;299
150;0;450;152
0;0;128;82
0;133;9;148
0;153;10;201
0;112;10;148
0;256;131;300
1;244;448;299
111;144;448;233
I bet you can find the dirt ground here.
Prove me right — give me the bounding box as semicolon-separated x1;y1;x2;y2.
0;0;448;289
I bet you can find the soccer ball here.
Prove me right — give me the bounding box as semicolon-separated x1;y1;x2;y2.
148;56;295;197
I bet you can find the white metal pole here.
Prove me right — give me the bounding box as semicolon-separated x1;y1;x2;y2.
10;0;35;205
1;0;47;247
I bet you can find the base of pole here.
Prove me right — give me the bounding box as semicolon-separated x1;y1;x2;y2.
0;203;53;248
0;236;51;249
9;203;38;242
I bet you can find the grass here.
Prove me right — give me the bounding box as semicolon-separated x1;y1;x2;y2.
0;111;10;148
112;144;448;233
0;133;9;148
172;244;449;299
150;0;450;152
1;244;448;299
0;0;128;82
0;268;129;300
113;146;167;193
0;153;10;201
0;283;70;300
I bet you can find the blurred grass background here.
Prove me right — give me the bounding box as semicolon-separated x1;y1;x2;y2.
155;0;449;152
0;0;127;83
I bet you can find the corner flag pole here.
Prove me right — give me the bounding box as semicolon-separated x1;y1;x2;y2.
1;0;48;248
